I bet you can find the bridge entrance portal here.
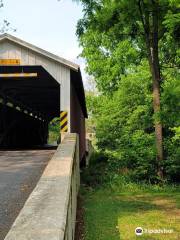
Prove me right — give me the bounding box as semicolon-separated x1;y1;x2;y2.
0;66;60;148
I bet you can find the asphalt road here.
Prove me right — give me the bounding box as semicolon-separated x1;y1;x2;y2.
0;149;56;240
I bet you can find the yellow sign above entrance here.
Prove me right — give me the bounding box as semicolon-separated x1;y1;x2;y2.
0;59;21;65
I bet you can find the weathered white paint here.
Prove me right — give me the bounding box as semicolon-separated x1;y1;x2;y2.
0;34;79;70
4;133;80;240
0;34;75;131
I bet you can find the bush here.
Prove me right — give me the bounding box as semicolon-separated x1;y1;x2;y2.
89;64;179;182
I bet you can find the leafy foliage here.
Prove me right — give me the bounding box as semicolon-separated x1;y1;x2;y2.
77;0;179;94
48;117;60;144
0;0;16;33
86;62;179;182
78;0;179;182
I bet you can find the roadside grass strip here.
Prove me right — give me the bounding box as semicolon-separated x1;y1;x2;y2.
82;186;180;240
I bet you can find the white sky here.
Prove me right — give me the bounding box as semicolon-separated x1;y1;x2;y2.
0;0;89;85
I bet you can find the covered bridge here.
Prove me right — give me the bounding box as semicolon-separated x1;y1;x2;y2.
0;33;87;161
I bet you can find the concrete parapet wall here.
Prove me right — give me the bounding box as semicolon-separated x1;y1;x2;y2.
5;133;80;240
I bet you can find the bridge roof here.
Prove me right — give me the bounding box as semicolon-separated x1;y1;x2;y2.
0;33;79;71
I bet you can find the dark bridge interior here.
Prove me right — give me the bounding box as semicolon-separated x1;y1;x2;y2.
0;66;60;148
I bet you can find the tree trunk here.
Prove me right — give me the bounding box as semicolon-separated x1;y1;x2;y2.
138;0;164;179
148;47;163;180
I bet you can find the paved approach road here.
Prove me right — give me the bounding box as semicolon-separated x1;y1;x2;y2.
0;149;56;240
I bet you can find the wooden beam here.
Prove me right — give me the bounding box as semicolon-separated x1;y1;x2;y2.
0;73;37;78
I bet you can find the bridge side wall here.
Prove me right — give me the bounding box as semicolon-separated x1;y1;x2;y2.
4;133;80;240
70;83;86;162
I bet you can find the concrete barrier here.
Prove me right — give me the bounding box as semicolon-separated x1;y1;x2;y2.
5;133;80;240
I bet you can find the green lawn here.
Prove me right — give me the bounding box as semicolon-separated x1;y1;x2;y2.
82;184;180;240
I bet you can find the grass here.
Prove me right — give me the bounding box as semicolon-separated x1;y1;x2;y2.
80;154;180;240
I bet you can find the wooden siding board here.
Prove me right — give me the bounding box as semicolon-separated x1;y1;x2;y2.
0;34;79;70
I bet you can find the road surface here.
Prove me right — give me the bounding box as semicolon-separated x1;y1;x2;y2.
0;149;56;240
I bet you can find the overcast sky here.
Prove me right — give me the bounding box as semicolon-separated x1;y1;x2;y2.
0;0;88;85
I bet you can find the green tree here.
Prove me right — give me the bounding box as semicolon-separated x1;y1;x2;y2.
90;62;179;182
76;0;180;179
